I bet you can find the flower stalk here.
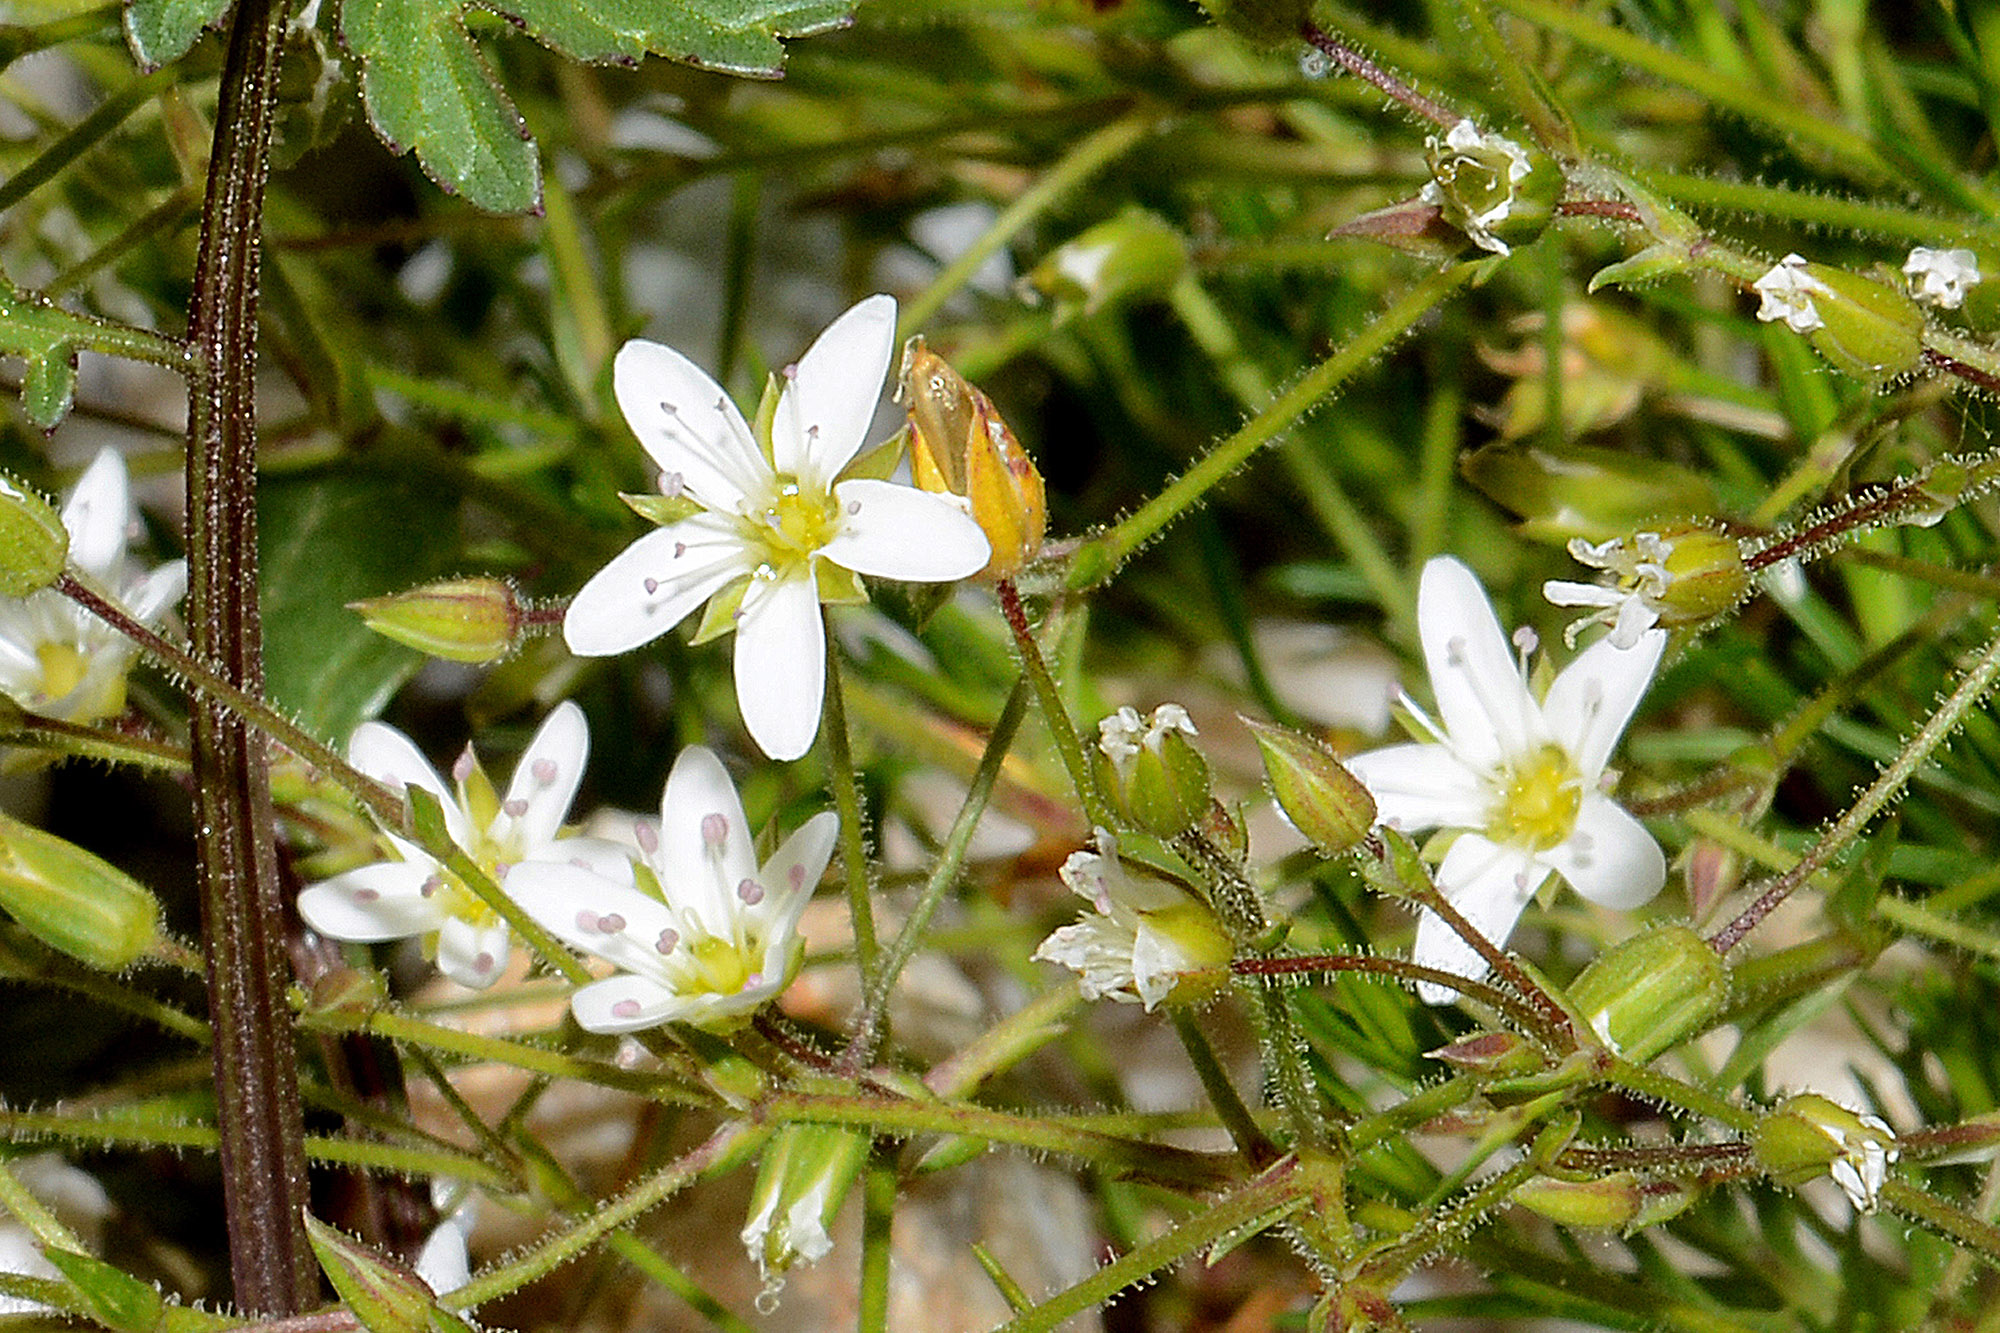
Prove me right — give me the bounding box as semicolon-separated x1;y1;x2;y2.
182;0;315;1307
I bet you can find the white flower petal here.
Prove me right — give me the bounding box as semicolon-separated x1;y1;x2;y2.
510;865;682;978
613;339;767;511
298;862;444;942
1411;834;1539;1003
733;572;825;762
350;722;454;815
757;810;838;937
1541;580;1623;610
1542;795;1665;910
124;560;188;624
1417;556;1539;769
1341;741;1488;834
655;745;759;926
821;480;991;582
772;295;897;487
62;449;131;577
569;974;685;1033
414;1215;472;1296
496;701;589;852
1540;627;1664;780
435;917;511;989
563;516;753;657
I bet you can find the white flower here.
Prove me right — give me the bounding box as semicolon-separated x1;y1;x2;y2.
0;449;186;724
1345;557;1666;1002
414;1179;475;1296
1419;119;1537;256
1542;534;1672;648
297;701;623;989
1752;253;1832;333
1097;703;1196;775
1032;830;1232;1011
563;296;991;761
1904;246;1981;310
0;1155;111;1316
506;745;837;1032
1825;1112;1898;1215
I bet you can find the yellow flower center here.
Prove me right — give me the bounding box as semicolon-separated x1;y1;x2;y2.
747;477;842;577
35;643;87;703
1487;744;1583;852
685;932;754;995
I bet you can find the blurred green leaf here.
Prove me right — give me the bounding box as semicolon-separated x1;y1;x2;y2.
121;0;228;70
340;0;852;213
260;470;460;742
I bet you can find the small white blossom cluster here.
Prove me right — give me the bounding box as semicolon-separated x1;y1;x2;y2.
1904;246;1981;310
1752;253;1831;333
1097;702;1197;774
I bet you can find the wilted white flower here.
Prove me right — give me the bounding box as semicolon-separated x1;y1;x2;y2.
1543;526;1749;649
0;449;186;724
298;702;625;989
508;745;837;1032
1032;829;1231;1010
1752;253;1832;333
1825;1112;1898;1215
562;295;990;761
1344;557;1666;1001
1903;246;1981;310
1419;120;1542;256
1097;703;1196;775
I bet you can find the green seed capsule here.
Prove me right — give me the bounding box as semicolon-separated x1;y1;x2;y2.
0;812;160;970
1566;923;1727;1063
349;576;524;663
1244;717;1375;856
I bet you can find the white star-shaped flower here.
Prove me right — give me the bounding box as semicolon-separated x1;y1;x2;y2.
297;701;625;989
1032;829;1232;1011
1345;557;1667;1002
0;449;186;724
507;745;837;1033
1752;253;1831;333
1903;246;1981;310
563;296;991;761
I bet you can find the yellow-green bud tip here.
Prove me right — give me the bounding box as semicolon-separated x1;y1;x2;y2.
350;576;525;663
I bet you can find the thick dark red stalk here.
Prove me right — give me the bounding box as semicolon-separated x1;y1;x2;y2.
183;0;317;1311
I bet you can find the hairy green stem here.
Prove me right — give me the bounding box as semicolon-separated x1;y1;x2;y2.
1172;1009;1278;1168
996;578;1112;828
821;635;882;1005
1066;263;1476;590
182;0;314;1307
1710;621;2000;955
846;678;1029;1069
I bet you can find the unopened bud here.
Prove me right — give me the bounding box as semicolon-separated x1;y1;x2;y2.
898;340;1045;579
1753;1094;1898;1213
1512;1171;1698;1233
0;811;159;970
1420;121;1560;256
1018;210;1189;320
1190;0;1311;43
1244;717;1374;855
742;1124;870;1286
1094;704;1211;837
1461;439;1713;546
0;472;67;596
1427;1030;1544;1076
350;576;525;663
1565;923;1727;1063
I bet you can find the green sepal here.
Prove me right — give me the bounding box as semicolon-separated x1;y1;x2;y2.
0;812;161;971
1588;243;1692;294
305;1214;440;1333
44;1249;163;1333
0;472;67;596
689;574;751;644
841;427;908;483
753;371;783;468
621;492;705;526
815;561;869;607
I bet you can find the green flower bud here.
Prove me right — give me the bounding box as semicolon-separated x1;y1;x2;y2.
1461;440;1717;545
1753;254;1924;383
1565;923;1727;1063
1513;1172;1698;1233
0;812;159;970
0;472;68;596
350;576;526;663
1190;0;1311;44
1243;717;1375;856
1803;264;1925;383
1427;1030;1545;1076
1018;210;1189;321
1094;704;1212;837
742;1123;870;1286
1421;120;1561;256
1752;1094;1898;1213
